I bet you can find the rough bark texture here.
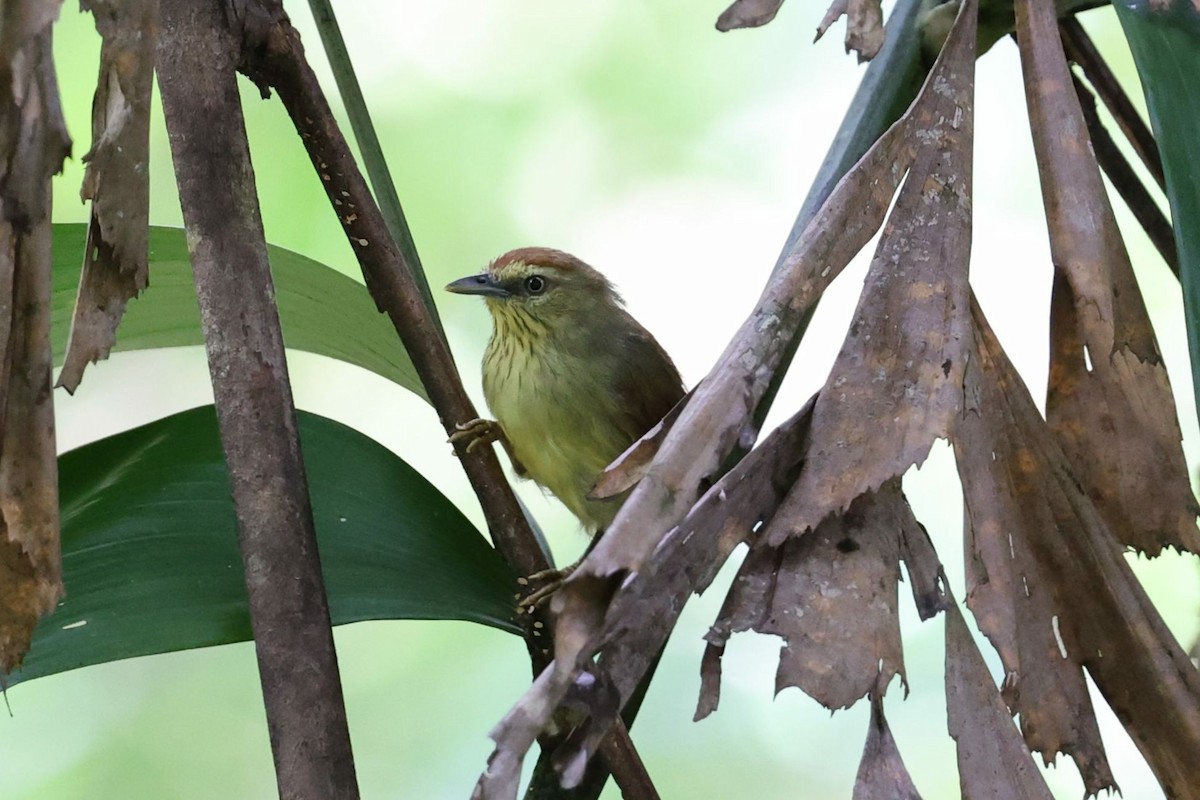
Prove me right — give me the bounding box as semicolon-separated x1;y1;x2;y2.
157;1;359;797
0;0;69;674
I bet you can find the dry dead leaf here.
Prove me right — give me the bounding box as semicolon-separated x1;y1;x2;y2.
767;0;975;544
816;0;849;41
701;481;911;715
473;666;574;800
816;0;885;61
716;0;787;31
557;0;979;617
894;504;950;622
845;0;885;60
944;600;1056;800
478;1;981;793
58;0;158;393
0;0;70;672
1016;0;1199;556
957;296;1200;796
601;399;813;693
853;695;922;800
1046;271;1199;554
896;482;1054;798
717;0;888;61
956;304;1116;794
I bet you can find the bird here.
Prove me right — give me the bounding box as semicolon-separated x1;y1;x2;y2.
445;247;685;548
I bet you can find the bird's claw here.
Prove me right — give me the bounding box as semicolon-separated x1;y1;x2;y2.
516;563;577;614
448;418;502;455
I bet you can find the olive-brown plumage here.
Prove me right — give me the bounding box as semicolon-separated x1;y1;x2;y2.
447;248;684;533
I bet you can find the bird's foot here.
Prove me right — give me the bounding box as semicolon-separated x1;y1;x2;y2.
517;562;579;614
449;418;502;455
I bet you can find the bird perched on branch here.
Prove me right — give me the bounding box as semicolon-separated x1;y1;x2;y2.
446;247;684;544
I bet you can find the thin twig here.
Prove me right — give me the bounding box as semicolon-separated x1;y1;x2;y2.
1060;16;1165;190
157;1;358;798
238;6;546;583
1071;71;1178;275
232;4;656;798
304;0;444;337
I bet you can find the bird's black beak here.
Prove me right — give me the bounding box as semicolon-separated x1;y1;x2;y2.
445;273;510;299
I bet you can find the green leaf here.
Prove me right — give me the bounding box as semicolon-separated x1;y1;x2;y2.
1115;1;1200;414
7;405;518;687
51;223;427;400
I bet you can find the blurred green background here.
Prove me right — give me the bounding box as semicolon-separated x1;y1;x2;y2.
5;1;1195;797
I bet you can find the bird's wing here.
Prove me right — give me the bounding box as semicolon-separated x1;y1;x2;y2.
611;325;686;444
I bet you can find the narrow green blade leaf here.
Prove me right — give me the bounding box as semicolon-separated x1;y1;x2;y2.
51;223;427;400
7;406;518;687
1115;1;1200;413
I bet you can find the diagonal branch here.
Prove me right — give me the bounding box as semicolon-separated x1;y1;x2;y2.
303;0;443;338
228;3;655;797
233;0;545;590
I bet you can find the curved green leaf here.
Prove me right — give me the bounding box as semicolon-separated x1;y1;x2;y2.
7;406;518;687
51;223;427;400
1115;1;1200;415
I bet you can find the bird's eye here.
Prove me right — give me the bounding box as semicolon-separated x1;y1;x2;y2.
525;275;547;295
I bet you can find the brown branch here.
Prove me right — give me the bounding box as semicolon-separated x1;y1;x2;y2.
228;3;655;798
235;1;546;588
156;2;359;798
1059;17;1165;190
1071;71;1178;275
